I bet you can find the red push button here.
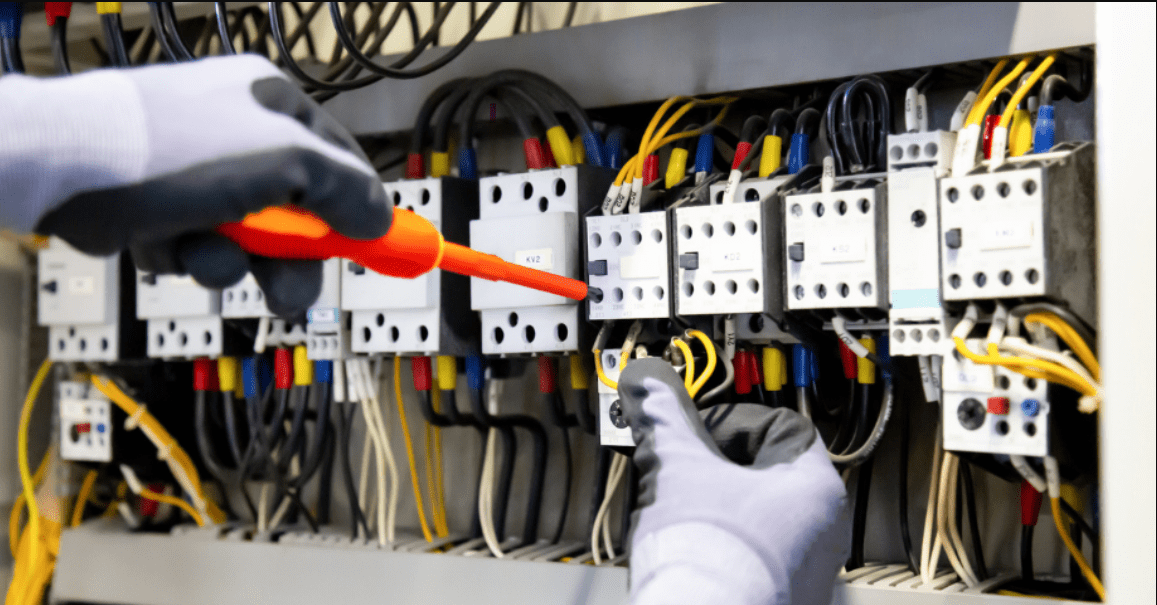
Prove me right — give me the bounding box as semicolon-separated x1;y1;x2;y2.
987;396;1010;415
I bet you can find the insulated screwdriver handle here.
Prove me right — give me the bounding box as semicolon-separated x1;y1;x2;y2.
216;206;591;301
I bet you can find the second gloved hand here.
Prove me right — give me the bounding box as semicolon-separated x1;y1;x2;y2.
618;358;850;605
3;55;389;317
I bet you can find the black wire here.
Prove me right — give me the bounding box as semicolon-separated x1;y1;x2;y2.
288;2;319;59
0;37;17;74
513;2;528;35
101;13;131;66
160;2;196;61
1022;524;1035;581
1059;498;1100;574
847;457;874;570
335;402;370;539
412;78;474;154
897;389;919;573
545;390;575;544
432;2;441;45
563;2;578;27
315;413;337;525
51;18;71;75
959;461;988;580
148;4;180;62
222;392;245;466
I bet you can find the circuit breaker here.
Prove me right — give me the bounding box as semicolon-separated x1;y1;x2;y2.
585;211;671;321
471;165;612;355
58;381;113;463
37;237;136;362
136;272;223;359
596;349;633;447
886;131;955;356
344;178;478;356
784;177;888;311
941;338;1050;456
939;143;1096;326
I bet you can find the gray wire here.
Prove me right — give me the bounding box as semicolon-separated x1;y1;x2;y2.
797;386;811;420
828;379;893;468
696;341;734;406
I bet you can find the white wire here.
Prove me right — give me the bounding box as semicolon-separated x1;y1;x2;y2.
1000;337;1103;411
591;452;628;565
1010;455;1047;494
354;358;395;546
478;427;503;558
919;430;943;583
254;316;270;353
936;454;979;587
362;358;399;544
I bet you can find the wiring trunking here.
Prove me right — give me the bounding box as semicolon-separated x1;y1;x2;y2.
471;165;612;355
136;272;223;359
38;237;137;362
344;177;478;355
886;131;956;356
939;143;1097;327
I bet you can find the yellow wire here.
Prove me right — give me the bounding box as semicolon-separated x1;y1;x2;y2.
1024;313;1100;379
686;330;717;398
70;470;99;528
1000;54;1057;129
15;358;53;602
638;96;691;167
636;97;738;180
9;445;53;558
672;340;695;393
953;337;1093;396
1051;497;1105;600
393;357;433;542
971;59;1011;122
967;56;1033;127
431;386;449;537
593;350;619;390
613;96;737;186
138;489;205;527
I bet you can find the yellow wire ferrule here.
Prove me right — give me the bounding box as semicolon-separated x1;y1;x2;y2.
546;126;576;166
1009;109;1034;157
96;2;123;14
665;147;689;189
569;355;589;390
293;346;313;386
571;135;586;165
429;151;450;178
762;347;784;391
217;357;238;393
759;135;783;178
436;356;457;391
857;338;877;384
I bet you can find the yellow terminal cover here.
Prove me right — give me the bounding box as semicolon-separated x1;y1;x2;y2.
857;338;877;385
217;357;238;393
665;147;689;189
571;135;586;165
436;356;457;391
569;355;589;390
294;346;313;386
759;135;783;178
96;3;123;14
546;126;576;166
429;151;450;178
762;347;784;391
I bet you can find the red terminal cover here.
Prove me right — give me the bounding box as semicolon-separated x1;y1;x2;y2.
982;114;1001;159
412;356;432;392
523;138;547;170
45;2;73;26
274;348;293;390
537;356;557;394
642;154;660;185
987;396;1010;415
838;340;858;380
541;138;557;168
731;141;753;170
405;152;425;180
1020;479;1043;525
193;358;213;392
734;352;752;395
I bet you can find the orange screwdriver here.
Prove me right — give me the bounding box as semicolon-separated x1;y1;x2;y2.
217;205;601;302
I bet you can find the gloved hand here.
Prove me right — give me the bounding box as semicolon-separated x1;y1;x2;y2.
0;55;388;317
617;358;850;605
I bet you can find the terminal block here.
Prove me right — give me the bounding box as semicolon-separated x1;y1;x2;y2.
942;338;1049;457
344;177;478;356
471;166;613;355
596;349;633;447
939;143;1096;326
305;259;349;360
585;211;671;320
784;177;888;312
58;381;113;463
886;131;956;356
674;174;792;317
38;238;140;362
137;272;223;359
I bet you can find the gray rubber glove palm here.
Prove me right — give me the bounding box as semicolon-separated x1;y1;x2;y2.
0;55;389;317
618;358;850;605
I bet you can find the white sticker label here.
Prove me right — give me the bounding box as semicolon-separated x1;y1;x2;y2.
308;307;339;324
715;250;755;271
980;222;1034;250
515;248;553;271
817;235;867;263
67;276;95;295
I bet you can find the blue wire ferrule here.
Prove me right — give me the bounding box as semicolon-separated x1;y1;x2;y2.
792;344;812;387
242;357;259;398
788;133;809;175
457;148;477;180
315;360;333;384
604;130;625;170
1032;105;1056;154
694;133;715;175
466;354;484;391
0;3;23;39
582;131;605;168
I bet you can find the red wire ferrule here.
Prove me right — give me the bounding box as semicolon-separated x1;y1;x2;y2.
540;138;557;168
524;138;547;170
45;2;73;26
274;348;293;390
982;114;1001;159
405;152;425;180
745;350;763;388
838;340;858;380
193;358;213;392
732;141;753;170
1020;479;1043;526
412;356;433;392
537;356;557;394
734;352;752;395
642;154;660;185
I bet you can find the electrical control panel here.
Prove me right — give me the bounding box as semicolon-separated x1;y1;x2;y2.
58;381;113;463
585;211;671;320
37;237;131;362
941;339;1050;456
939;143;1096;326
471;166;613;355
136;272;224;359
596;349;633;447
305;259;349;359
344;178;478;356
674;175;789;317
886;131;955;356
784;179;888;311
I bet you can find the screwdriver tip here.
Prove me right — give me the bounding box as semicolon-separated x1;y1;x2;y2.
585;286;603;303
